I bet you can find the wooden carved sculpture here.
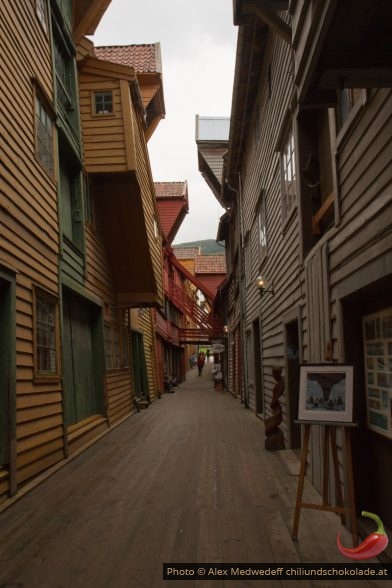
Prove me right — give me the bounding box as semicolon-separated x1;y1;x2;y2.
265;366;286;451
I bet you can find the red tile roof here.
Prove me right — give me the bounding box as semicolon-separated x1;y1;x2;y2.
155;181;187;199
195;255;226;274
155;181;189;244
94;44;160;73
174;247;200;259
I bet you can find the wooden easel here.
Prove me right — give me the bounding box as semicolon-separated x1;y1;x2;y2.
292;421;358;545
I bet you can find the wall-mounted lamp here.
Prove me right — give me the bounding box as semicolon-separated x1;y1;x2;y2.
223;325;229;334
255;275;274;297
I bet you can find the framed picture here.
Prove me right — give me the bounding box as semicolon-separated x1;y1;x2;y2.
298;364;354;423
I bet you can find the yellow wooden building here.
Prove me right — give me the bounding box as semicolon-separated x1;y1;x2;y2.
0;0;165;505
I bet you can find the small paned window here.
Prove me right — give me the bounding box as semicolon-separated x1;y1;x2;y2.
104;325;113;369
35;94;54;175
121;312;130;369
36;0;48;33
281;129;296;223
35;291;58;375
113;328;121;369
94;92;113;115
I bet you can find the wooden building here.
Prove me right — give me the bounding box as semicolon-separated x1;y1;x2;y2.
205;0;392;540
195;116;243;401
0;0;165;504
154;182;190;387
154;182;223;388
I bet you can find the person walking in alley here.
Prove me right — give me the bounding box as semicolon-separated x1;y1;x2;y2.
197;352;205;376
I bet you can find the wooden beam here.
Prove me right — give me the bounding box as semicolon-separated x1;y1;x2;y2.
312;191;335;234
242;1;292;44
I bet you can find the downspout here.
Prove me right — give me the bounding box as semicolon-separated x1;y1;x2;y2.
226;174;249;407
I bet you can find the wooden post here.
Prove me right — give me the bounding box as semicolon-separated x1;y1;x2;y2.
292;422;357;544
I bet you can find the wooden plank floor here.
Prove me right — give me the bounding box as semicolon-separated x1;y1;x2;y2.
0;363;385;587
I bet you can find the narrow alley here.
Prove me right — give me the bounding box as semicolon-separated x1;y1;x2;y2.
0;364;386;588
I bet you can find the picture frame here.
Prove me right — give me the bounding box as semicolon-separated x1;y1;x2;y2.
298;364;354;423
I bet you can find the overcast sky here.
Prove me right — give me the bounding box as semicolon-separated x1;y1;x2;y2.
91;0;237;244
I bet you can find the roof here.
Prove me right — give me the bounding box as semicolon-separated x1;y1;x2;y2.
174;247;200;259
94;43;162;73
155;181;189;244
195;255;226;274
195;116;230;142
155;181;188;199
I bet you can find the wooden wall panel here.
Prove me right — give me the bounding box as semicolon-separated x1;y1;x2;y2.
78;76;128;172
106;372;133;424
328;89;392;355
132;104;164;306
138;308;160;401
239;31;302;439
1;0;63;497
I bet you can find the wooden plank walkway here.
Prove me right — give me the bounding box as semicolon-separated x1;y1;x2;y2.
0;363;385;587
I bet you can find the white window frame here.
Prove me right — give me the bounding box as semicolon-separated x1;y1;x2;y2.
257;190;267;266
34;288;59;379
93;91;114;116
280;127;296;225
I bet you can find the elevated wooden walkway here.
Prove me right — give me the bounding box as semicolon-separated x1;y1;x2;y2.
0;363;385;587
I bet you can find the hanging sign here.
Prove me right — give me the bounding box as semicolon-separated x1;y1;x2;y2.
212;343;225;354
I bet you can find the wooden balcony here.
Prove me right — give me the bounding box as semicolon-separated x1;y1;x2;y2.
79;57;164;308
292;0;392;107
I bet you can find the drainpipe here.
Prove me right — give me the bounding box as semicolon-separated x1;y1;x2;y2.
226;174;249;407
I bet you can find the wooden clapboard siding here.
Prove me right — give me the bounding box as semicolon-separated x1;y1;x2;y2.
79;57;162;307
138;309;160;401
79;76;128;172
239;31;302;444
106;371;133;424
67;416;108;454
85;223;135;425
61;243;85;286
1;0;64;494
1;0;53;98
132;102;164;306
328;88;392;346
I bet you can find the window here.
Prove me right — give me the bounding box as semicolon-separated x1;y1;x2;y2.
281;129;296;223
336;89;363;131
57;0;72;29
51;13;80;139
297;108;335;255
35;290;58;376
35;94;54;175
104;325;114;369
105;324;123;370
94;92;113;115
244;233;251;286
36;0;48;33
257;192;267;265
363;308;392;440
59;148;83;249
121;311;130;368
53;35;74;113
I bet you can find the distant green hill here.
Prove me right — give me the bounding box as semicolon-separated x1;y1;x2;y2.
174;239;225;255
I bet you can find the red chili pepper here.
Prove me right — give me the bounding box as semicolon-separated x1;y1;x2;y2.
337;511;389;560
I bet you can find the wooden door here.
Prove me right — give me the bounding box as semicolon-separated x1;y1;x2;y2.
63;292;98;425
0;277;14;467
285;320;301;449
253;318;264;415
132;331;149;400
